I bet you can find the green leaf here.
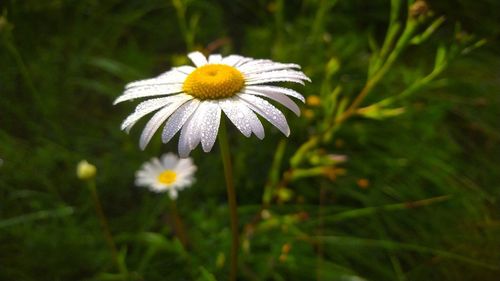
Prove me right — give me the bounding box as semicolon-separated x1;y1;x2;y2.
434;44;447;69
357;103;405;120
0;206;74;228
313;236;499;270
198;266;218;281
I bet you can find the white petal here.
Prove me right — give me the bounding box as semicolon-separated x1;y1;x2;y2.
188;51;207;67
238;94;290;137
175;159;197;178
208;54;222;64
200;102;221;152
161;99;201;143
177;103;207;157
140;161;161;174
238;62;300;74
121;94;192;133
114;84;183;104
174;177;195;189
243;89;301;116
150;183;168;193
176;101;221;156
176;168;197;180
121;97;171;132
236;59;272;68
160;153;179;169
169;189;178;200
176;158;196;171
245;70;311;85
138;99;189;150
136;170;157;181
221;55;247;66
151;158;165;171
246;77;307;85
135;177;154;187
125;71;186;89
178;123;197;158
234;57;254;67
161;66;195;76
245;85;305;102
219;98;264;139
248;114;265;139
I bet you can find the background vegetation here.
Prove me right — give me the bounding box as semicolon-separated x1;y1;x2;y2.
1;0;499;280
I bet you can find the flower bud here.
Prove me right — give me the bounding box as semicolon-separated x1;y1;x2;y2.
260;209;272;220
409;0;429;19
0;10;13;34
76;160;96;180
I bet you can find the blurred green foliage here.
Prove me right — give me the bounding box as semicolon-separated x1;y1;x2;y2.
1;0;500;280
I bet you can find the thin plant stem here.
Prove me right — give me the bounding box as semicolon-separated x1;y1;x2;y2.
316;181;326;281
3;39;45;117
262;139;287;206
291;5;422;167
171;0;194;50
170;199;189;249
87;180;120;271
218;118;239;281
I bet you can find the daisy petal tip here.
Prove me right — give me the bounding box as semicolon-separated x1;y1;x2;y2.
113;97;124;105
139;138;149;151
201;138;217;152
188;51;208;67
253;125;265;140
162;132;176;144
169;191;178;200
178;151;191;158
255;133;265;140
122;126;131;134
187;50;203;57
120;122;127;131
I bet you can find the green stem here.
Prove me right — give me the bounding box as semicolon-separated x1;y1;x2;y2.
337;18;418;124
3;38;46;118
262;139;287;206
170;199;189;249
87;180;120;271
309;0;338;43
316;182;326;281
171;0;194;50
218;118;239;281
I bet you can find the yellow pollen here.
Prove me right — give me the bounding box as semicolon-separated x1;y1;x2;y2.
183;64;245;100
157;170;177;185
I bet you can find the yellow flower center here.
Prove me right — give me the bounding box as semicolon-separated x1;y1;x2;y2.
157;170;177;185
183;64;245;100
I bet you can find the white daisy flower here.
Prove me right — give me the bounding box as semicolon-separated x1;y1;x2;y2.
135;153;197;199
115;51;310;157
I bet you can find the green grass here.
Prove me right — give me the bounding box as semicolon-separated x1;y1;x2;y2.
1;0;500;280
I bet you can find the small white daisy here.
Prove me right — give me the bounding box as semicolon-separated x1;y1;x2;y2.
135;153;197;199
115;51;310;157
